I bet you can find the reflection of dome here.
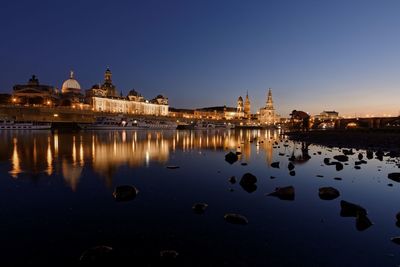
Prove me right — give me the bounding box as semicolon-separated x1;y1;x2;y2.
62;71;81;94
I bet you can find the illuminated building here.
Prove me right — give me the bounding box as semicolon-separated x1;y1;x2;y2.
244;92;251;118
86;68;169;116
60;71;84;106
12;75;57;106
259;88;279;125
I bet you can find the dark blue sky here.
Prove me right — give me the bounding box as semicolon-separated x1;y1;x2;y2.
1;0;399;116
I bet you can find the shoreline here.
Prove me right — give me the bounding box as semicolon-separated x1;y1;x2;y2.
285;129;400;152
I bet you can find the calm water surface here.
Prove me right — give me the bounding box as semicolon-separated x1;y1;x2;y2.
1;129;400;266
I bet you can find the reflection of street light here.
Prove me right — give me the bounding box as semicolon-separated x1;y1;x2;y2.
47;100;51;105
12;97;17;103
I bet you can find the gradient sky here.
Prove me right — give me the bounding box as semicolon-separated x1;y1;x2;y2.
0;0;399;117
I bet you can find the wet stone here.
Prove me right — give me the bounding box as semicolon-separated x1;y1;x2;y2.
192;203;208;214
358;153;363;160
113;185;139;202
319;187;340;200
334;177;342;181
288;162;295;171
267;186;295;201
391;237;400;245
289;170;296;176
366;150;373;159
340;200;367;217
333;155;349;162
354;166;361;170
240;173;258;193
271;162;280;168
388;173;400;182
225;152;238;164
166;165;180;169
224;213;249;225
229;176;236;184
356;213;373;231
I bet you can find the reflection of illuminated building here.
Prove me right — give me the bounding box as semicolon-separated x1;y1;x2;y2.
2;129;281;189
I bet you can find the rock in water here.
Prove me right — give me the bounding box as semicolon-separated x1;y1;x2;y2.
267;186;295;200
166;165;180;169
192;203;208;214
288;162;295;171
229;176;236;184
356;213;373;231
289;170;296;176
319;187;340;200
333;155;349;162
225;152;238;164
354;166;361;170
239;173;258;193
332;162;343;171
113;185;139;201
358;153;363;160
224;213;249;225
388;173;400;183
340;200;367;217
271;162;280;168
324;158;331;165
80;246;114;264
366;150;373;160
391;237;400;245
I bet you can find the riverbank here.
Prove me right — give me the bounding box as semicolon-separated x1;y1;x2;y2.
286;129;400;151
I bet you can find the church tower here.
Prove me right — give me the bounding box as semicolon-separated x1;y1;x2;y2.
266;88;274;109
244;91;251;118
102;68;118;97
237;96;243;113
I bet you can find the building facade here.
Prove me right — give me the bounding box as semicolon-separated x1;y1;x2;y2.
259;88;279;125
12;75;57;106
86;68;169;116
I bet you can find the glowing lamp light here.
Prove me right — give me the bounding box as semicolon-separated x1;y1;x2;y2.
53;114;59;117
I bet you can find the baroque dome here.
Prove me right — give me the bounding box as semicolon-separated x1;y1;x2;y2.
62;71;81;94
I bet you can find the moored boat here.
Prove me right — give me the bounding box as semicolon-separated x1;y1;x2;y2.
0;120;51;130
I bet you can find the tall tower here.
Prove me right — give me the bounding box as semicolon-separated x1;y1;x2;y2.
104;67;112;85
244;91;251;118
266;88;274;109
237;96;243;113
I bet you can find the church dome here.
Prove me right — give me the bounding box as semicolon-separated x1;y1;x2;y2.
62;71;81;94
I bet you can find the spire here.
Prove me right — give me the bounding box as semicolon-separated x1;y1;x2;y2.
70;70;74;79
266;88;274;109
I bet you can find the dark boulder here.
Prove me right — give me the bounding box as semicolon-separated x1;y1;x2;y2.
113;185;139;202
239;173;258;193
224;213;249;225
343;149;354;155
289;170;296;176
271;162;280;168
267;186;295;201
334;162;344;171
388;173;400;183
225;152;238;164
288;162;295;171
229;176;236;184
319;187;340;200
356;213;373;231
358;153;363;160
324;158;331;165
355;160;367;165
333;155;349;162
340;200;367;217
366;150;373;159
354;166;361;170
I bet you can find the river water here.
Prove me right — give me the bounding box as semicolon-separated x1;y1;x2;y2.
0;129;400;266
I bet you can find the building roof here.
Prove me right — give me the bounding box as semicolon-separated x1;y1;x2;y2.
61;71;81;93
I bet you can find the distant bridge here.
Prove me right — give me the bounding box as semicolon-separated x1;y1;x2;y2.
335;116;400;129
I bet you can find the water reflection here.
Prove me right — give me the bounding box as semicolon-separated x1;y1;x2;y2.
2;129;280;189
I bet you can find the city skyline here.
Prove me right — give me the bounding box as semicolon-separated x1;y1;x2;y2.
1;0;400;117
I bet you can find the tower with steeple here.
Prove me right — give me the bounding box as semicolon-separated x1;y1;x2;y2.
244;91;251;118
259;88;279;125
102;68;118;97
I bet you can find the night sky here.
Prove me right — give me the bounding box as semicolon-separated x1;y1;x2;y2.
1;0;399;116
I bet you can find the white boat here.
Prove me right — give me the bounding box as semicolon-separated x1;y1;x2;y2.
79;116;177;130
0;120;51;130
